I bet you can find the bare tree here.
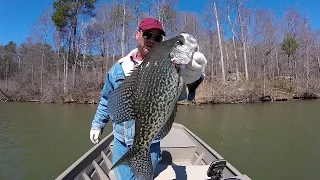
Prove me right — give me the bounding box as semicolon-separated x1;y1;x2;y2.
202;4;218;79
227;0;239;80
213;0;226;84
2;1;320;103
179;12;201;38
128;0;143;25
159;0;179;36
94;3;112;75
2;42;17;90
255;10;279;96
31;7;53;95
316;45;320;76
225;44;230;74
299;19;316;93
121;0;127;57
282;9;306;80
236;0;249;82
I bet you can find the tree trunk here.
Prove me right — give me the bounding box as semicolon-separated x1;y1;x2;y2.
112;21;116;65
316;48;320;76
306;46;310;92
227;1;240;80
40;49;44;95
121;0;126;57
72;64;76;89
263;56;267;97
64;52;68;95
270;51;274;78
210;36;214;79
18;55;22;89
276;50;280;76
71;12;79;90
317;56;320;77
57;39;61;86
106;44;109;75
263;63;266;96
225;44;230;73
236;0;249;82
158;0;161;21
31;52;34;91
293;54;297;80
72;26;77;90
5;60;8;91
287;55;291;79
213;0;226;84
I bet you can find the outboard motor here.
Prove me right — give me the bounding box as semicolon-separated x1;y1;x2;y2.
207;159;227;180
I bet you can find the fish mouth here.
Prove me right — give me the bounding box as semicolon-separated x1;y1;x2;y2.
171;51;193;65
171;33;198;65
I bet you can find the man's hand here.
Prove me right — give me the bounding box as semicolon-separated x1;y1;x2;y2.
90;129;101;144
183;51;207;84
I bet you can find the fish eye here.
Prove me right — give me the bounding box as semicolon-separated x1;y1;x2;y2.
176;40;183;46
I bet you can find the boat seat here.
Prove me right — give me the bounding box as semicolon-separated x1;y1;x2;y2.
108;128;195;148
160;128;196;162
109;128;196;162
154;164;210;179
154;165;251;180
161;128;195;148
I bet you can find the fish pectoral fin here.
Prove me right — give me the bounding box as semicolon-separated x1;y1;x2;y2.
180;81;188;100
177;75;188;100
110;147;153;180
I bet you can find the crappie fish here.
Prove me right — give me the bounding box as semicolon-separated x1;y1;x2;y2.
108;33;198;180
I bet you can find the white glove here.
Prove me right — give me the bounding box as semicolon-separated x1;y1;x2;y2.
90;129;101;144
183;52;207;84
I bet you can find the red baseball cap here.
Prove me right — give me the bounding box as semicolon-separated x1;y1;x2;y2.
138;18;166;36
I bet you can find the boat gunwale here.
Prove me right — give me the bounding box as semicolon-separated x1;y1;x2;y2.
55;133;114;180
56;123;247;179
175;123;243;176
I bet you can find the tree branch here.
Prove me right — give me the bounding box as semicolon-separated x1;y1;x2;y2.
0;88;13;101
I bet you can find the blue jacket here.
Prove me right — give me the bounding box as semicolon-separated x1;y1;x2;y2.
91;50;187;145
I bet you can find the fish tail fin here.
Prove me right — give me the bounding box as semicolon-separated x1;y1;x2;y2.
110;147;153;180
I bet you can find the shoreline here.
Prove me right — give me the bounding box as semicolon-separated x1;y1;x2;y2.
1;94;318;105
1;78;319;105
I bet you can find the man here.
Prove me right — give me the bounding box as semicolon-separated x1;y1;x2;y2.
89;17;207;179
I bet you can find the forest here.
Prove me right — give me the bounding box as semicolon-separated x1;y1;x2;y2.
1;0;319;104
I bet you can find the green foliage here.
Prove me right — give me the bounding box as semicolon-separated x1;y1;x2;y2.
281;35;300;57
52;1;69;29
51;0;98;30
0;41;17;79
3;41;17;58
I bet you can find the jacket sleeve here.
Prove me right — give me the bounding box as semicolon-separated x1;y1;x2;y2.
91;73;114;132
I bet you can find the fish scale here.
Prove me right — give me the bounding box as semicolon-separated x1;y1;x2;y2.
108;33;198;180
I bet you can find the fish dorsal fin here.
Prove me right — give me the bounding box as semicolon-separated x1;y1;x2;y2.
108;68;141;124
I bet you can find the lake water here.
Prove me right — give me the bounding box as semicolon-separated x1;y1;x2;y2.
0;100;319;179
